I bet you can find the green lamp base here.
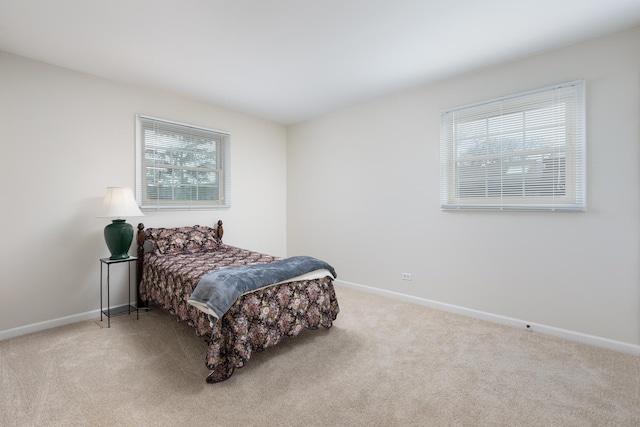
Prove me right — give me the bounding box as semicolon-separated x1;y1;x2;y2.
104;219;133;260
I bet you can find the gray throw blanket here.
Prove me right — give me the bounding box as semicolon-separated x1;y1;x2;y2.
188;256;337;323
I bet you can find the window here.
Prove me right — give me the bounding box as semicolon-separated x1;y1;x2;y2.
136;115;230;209
440;81;585;211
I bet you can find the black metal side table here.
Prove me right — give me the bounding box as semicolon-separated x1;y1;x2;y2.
100;256;138;327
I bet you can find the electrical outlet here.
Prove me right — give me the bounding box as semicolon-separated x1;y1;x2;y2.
401;273;412;281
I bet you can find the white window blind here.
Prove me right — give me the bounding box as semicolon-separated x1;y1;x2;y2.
440;80;586;211
136;115;230;209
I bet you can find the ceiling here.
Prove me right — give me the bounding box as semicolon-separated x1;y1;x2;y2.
1;0;640;125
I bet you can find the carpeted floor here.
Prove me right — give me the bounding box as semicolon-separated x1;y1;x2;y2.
1;285;639;426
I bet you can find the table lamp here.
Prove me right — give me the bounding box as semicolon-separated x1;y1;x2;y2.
99;187;144;260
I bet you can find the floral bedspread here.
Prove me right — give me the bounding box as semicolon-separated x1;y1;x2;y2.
140;244;340;383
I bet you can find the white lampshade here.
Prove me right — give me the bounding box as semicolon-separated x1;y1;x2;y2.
99;187;144;218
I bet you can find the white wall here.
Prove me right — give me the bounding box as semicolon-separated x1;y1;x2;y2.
287;27;640;346
0;52;287;333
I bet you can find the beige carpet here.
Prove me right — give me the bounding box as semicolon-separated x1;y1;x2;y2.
1;285;639;426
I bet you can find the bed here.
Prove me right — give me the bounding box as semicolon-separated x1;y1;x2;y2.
135;221;340;383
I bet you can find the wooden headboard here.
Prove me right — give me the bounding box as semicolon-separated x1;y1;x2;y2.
134;220;224;308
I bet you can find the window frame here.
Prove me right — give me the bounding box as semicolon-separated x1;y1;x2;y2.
439;80;586;212
135;115;231;210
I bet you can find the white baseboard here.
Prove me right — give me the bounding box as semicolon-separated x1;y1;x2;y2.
0;309;102;341
4;283;639;356
335;279;640;356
